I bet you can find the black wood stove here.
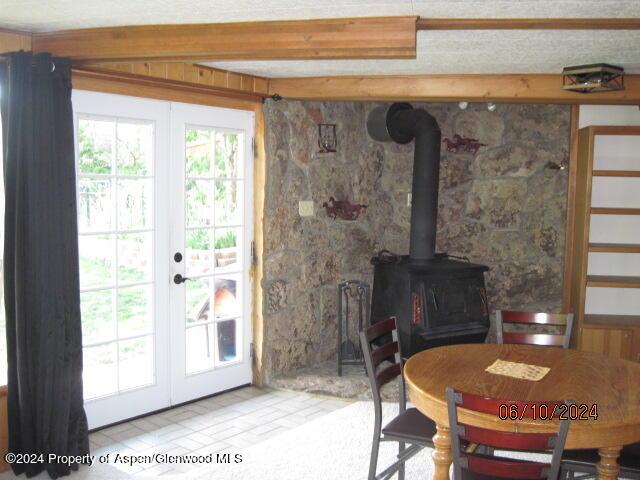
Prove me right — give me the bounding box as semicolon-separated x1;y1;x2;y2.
366;103;490;357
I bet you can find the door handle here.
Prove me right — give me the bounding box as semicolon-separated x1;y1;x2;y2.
173;274;190;284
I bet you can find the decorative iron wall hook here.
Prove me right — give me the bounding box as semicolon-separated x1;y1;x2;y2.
318;123;337;153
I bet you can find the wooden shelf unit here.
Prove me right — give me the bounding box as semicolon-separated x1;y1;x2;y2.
588;243;640;253
584;314;640;327
592;170;640;177
567;126;640;363
591;207;640;215
586;275;640;288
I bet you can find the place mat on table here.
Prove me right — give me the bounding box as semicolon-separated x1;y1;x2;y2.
485;359;550;381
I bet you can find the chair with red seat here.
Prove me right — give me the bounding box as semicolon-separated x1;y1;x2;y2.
446;387;571;480
360;317;437;480
496;310;574;348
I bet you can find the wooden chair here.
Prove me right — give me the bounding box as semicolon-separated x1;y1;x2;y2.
560;442;640;479
446;387;571;480
359;317;437;480
496;310;574;348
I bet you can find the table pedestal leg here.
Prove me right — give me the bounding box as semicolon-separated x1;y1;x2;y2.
432;423;452;480
596;446;621;480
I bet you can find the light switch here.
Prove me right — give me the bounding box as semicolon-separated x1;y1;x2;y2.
407;193;412;207
299;200;314;217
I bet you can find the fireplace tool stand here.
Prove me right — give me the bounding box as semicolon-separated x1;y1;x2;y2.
337;280;370;376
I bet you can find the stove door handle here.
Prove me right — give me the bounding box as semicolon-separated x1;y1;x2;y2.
431;289;439;311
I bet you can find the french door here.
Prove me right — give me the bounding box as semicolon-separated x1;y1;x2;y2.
169;103;254;404
73;91;253;428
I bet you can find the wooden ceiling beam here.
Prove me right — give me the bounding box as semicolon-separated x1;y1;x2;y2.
417;18;640;30
268;74;640;105
31;16;417;63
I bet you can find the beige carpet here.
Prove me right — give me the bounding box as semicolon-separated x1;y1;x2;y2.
193;401;433;480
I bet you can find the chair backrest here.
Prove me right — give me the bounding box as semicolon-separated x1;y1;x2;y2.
446;387;571;480
496;310;574;348
359;317;406;420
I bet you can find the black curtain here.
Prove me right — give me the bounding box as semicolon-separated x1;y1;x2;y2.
0;51;89;478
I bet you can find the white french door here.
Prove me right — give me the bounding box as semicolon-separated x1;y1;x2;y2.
169;103;254;404
72;91;253;428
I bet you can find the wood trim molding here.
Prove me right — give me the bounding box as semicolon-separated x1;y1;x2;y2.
417;18;640;30
268;74;640;104
74;66;266;103
72;67;263;112
562;105;580;314
32;17;417;63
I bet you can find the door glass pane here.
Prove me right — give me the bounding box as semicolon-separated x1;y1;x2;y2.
118;285;153;337
217;319;237;364
117;232;152;284
214;276;240;320
78;118;114;174
84;343;117;400
117;122;153;176
117;179;152;230
78;178;113;232
81;289;115;345
77;114;156;401
119;336;154;391
79;234;115;289
214;228;241;273
185;324;215;374
214;180;242;226
186;277;212;324
214;131;242;178
185;229;214;276
186;180;213;227
186;128;213;176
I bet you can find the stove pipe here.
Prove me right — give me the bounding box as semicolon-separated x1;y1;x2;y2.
366;103;441;262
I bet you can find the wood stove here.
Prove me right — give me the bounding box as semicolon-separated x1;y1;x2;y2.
371;253;489;357
367;104;490;357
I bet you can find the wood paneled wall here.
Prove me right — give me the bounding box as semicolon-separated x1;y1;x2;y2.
0;28;31;53
90;62;268;96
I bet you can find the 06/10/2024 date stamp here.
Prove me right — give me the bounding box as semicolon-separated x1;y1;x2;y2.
499;403;598;421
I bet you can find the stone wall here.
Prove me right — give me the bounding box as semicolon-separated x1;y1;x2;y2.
262;100;570;382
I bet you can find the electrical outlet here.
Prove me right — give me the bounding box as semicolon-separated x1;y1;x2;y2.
407;193;412;207
299;200;314;217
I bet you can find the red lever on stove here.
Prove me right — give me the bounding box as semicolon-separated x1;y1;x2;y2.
412;292;422;325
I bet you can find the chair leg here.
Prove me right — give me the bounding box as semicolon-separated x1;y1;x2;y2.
368;434;380;480
398;441;405;480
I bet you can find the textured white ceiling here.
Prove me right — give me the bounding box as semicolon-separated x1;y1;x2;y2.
1;0;639;76
2;0;640;32
207;30;640;76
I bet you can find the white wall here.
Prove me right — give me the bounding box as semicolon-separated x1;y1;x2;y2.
579;105;640;128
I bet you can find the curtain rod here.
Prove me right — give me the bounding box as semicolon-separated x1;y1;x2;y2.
0;55;56;71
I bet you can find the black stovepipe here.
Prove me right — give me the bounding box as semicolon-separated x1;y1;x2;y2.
366;103;442;262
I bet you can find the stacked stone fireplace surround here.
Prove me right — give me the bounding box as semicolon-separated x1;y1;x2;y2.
262;100;570;396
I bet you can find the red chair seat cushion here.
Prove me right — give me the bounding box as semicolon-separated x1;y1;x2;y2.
381;407;437;444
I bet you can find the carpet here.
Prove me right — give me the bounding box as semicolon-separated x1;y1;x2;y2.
194;401;434;480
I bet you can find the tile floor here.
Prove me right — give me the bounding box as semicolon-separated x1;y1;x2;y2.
86;387;352;477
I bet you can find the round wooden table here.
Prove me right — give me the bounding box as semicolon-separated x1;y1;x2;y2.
404;343;640;480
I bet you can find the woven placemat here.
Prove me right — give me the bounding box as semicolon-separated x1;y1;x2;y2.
485;359;550;381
